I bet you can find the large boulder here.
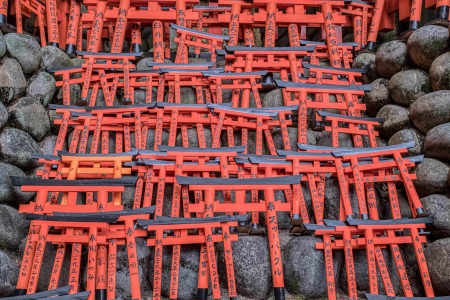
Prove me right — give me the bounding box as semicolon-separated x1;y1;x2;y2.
283;236;342;297
388;128;424;155
4;33;41;74
376;104;410;138
227;236;272;299
56;84;81;105
425;238;450;295
430;52;450;91
375;40;407;77
114;238;151;299
0;127;41;169
0;57;27;103
27;72;56;106
0;204;27;249
409;90;450;133
0;250;19;297
39;135;64;155
0;31;6;58
0;102;7;129
389;69;431;106
414;158;449;196
40;46;73;71
148;244;201;300
424;123;450;161
352;52;376;83
421;194;450;237
273;127;316;151
407;25;449;69
363;78;391;116
262;89;284;107
8;96;50;141
0;162;35;204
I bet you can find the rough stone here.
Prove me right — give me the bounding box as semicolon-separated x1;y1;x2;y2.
272;127;316;151
409;90;450;133
8;96;51;141
228;236;272;299
316;131;354;147
376;104;410;138
389;69;431;106
0;102;7;129
0;162;35;204
0;127;41;169
175;128;212;148
407;25;449;69
56;84;81;105
40;46;73;71
4;33;41;74
388;128;424;155
422;194;450;237
284;236;342;297
0;57;27;103
375;40;407;77
0;204;27;249
148;244;200;300
430;52;450;91
414;158;449;196
262;88;284;107
425;238;450;295
424;123;450;161
0;31;6;58
27;72;56;106
114;238;151;299
40;135;64;155
363;78;391;116
352;52;376;83
0;250;19;297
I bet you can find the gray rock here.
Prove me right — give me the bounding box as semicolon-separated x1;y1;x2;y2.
0;162;34;204
352;52;376;83
0;250;19;297
272;127;316;151
422;194;450;237
4;33;41;74
424;123;450;161
263;89;283;107
35;244;70;292
176;128;212;148
414;158;449;196
136;57;153;71
407;25;449;69
0;102;7;129
8;96;51;141
375;40;407;77
178;87;196;104
376;104;410;138
316;130;354;148
0;31;6;58
389;69;431;106
148;244;201;300
40;135;64;155
409;90;450;133
388;128;424;155
0;127;41;169
430;52;450;91
56;84;81;105
27;72;56;106
0;57;27;103
143;129;169;150
283;236;342;297
425;238;450;295
115;238;151;299
0;204;27;249
229;236;272;299
340;248;401;295
40;46;73;71
363;78;391;116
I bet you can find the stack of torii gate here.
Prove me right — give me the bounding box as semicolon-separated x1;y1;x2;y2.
0;1;447;300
